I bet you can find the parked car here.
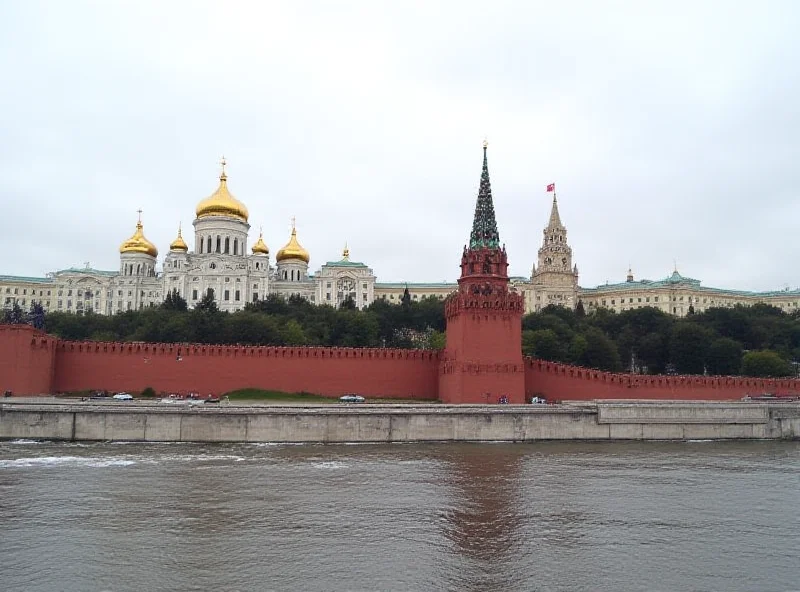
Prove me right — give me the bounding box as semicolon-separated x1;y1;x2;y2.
339;394;366;403
112;393;134;401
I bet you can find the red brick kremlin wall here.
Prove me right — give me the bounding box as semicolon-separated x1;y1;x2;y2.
525;358;800;400
1;325;439;399
4;324;800;400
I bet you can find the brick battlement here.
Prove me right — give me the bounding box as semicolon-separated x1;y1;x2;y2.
525;357;800;400
55;339;441;361
444;290;524;319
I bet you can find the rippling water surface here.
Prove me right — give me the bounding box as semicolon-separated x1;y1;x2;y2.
1;440;798;592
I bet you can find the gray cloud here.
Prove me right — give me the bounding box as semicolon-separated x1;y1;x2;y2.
1;0;799;292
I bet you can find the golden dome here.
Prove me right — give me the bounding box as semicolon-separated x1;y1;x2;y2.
119;213;158;257
195;158;249;222
251;229;269;255
276;221;310;264
169;224;188;251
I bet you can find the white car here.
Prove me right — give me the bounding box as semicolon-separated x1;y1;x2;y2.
339;394;365;403
112;393;134;401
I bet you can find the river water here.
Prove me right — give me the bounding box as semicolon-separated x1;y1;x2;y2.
0;440;798;592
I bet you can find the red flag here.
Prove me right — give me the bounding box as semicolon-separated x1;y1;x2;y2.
546;183;555;192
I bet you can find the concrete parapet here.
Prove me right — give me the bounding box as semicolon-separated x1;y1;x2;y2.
597;403;769;424
1;402;798;443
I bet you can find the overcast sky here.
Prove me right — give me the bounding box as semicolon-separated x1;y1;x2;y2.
1;1;799;291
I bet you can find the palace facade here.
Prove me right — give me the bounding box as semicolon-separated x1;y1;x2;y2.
2;158;799;317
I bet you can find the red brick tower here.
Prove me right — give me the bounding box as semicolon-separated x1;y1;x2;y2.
439;143;525;404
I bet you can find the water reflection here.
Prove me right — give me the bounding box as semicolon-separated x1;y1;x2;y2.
439;445;526;590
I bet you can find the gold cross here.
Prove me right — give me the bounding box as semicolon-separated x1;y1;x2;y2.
220;156;227;175
137;209;143;223
291;216;296;231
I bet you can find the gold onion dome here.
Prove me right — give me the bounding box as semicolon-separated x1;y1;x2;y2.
276;220;310;263
195;158;249;222
169;224;188;251
251;229;269;255
119;213;158;257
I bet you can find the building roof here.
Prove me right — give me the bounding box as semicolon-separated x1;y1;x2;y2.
324;258;368;268
581;270;800;298
0;274;53;284
375;282;456;289
54;267;118;277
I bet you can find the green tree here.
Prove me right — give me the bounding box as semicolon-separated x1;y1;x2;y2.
568;334;588;364
741;350;793;377
580;327;622;371
280;318;308;345
195;288;218;313
637;332;668;374
162;288;188;312
522;329;567;361
575;300;586;318
400;287;412;308
339;294;357;310
427;329;446;350
706;338;743;375
669;322;713;374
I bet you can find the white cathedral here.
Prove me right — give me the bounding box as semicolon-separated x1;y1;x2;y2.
2;157;800;318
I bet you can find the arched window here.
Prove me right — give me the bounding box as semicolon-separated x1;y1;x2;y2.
283;270;288;280
216;236;221;253
233;238;238;255
224;237;230;254
136;264;141;275
291;269;295;281
206;236;212;253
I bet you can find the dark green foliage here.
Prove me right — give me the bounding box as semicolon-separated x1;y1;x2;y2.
195;289;218;313
741;350;793;377
575;300;586;318
339;295;357;310
706;338;744;375
42;293;446;350
520;303;800;376
161;289;188;312
669;322;713;374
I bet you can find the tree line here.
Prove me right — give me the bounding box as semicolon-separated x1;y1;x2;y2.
523;302;800;378
39;289;447;350
8;289;800;378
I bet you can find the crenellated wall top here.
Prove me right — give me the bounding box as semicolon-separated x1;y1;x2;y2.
524;357;800;389
53;337;443;361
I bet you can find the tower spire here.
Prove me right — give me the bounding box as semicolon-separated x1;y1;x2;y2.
468;141;500;250
547;194;563;229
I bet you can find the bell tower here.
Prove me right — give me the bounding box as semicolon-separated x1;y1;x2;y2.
530;191;579;310
439;142;525;404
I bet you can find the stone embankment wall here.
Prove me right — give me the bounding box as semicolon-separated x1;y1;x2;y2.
1;402;798;442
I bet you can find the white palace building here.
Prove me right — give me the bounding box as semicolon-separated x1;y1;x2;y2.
2;158;800;318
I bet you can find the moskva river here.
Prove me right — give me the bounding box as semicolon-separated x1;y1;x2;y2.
1;440;798;592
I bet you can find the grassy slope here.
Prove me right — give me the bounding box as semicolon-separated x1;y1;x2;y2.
223;389;334;402
222;388;439;404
